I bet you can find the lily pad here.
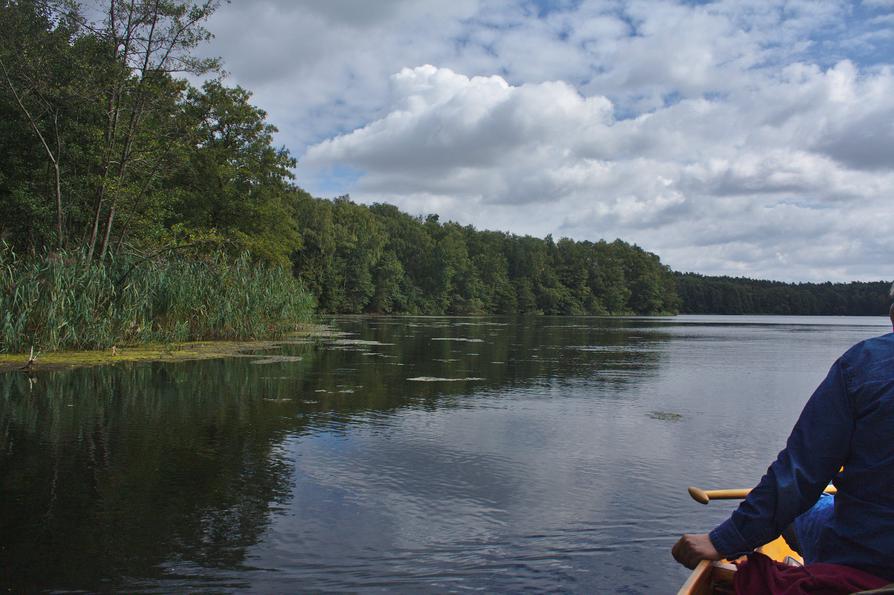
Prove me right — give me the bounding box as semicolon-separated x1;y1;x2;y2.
249;355;303;364
407;376;485;382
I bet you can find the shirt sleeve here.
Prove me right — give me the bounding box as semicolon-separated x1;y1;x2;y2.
708;358;855;558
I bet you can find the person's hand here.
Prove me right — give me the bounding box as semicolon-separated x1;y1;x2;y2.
672;533;722;569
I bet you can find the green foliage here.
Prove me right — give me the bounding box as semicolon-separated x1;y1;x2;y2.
293;197;681;316
168;81;301;266
0;244;315;353
675;273;890;316
0;0;296;265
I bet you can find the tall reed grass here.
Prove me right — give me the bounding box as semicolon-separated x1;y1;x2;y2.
0;244;316;353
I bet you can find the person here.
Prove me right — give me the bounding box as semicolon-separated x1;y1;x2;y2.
672;292;894;583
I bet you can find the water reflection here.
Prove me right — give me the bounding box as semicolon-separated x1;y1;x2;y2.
0;362;303;590
1;316;887;592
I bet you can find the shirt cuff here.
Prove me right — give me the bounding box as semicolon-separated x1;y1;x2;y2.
710;518;752;558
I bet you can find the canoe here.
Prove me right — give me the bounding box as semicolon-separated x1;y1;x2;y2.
677;536;800;595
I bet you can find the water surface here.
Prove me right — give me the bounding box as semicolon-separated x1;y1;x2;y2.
1;315;889;592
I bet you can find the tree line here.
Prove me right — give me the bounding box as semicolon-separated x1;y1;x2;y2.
289;196;890;317
676;273;891;316
292;196;680;315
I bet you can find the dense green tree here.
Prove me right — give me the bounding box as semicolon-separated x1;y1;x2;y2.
556;238;595;313
369;251;405;314
291;193;335;300
169;81;300;265
367;203;435;313
588;242;629;314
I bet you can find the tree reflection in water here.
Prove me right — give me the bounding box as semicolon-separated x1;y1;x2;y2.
0;316;668;591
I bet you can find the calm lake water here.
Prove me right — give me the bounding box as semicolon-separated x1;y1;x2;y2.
1;315;890;593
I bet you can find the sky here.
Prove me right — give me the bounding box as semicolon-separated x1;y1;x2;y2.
197;0;894;282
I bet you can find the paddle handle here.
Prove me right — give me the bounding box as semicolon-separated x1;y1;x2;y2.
688;485;837;505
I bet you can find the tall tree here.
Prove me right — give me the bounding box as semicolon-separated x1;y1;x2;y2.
86;0;219;260
0;0;82;249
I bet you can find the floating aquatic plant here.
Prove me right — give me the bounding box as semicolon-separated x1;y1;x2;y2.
648;411;684;422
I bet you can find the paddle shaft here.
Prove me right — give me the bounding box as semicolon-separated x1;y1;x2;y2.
688;485;837;505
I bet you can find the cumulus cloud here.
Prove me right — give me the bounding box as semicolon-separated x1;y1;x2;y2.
203;0;894;281
304;61;894;281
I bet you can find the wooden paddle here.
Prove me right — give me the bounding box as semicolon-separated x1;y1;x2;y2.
688;485;837;505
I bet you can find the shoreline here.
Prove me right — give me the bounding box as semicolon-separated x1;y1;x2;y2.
0;323;338;373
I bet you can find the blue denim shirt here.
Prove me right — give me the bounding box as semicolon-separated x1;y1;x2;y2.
709;331;894;581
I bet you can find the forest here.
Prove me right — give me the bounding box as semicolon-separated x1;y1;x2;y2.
0;0;889;352
291;196;679;316
289;196;889;317
675;274;890;316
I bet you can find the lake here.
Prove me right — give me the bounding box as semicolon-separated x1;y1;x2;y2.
1;315;890;593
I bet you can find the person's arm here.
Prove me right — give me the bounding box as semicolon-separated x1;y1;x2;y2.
708;357;854;558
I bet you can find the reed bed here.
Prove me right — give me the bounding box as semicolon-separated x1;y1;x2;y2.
0;245;316;353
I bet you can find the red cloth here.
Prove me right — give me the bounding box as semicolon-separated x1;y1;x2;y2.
734;552;889;595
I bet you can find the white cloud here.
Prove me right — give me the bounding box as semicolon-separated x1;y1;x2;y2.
202;0;894;281
303;61;894;281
